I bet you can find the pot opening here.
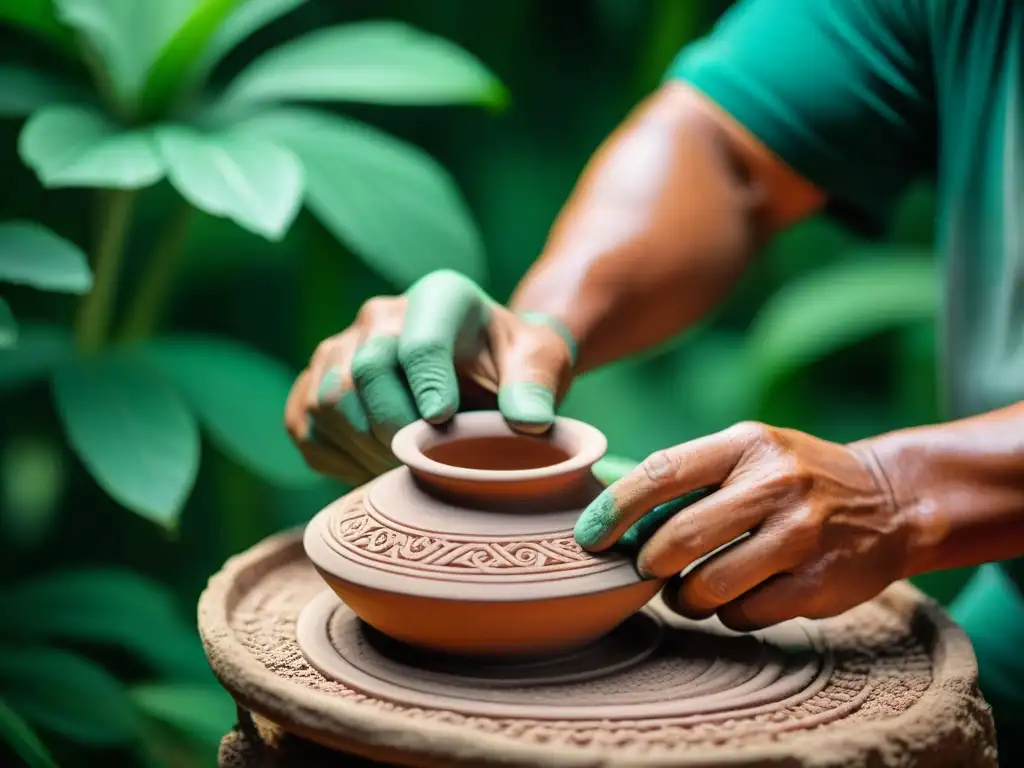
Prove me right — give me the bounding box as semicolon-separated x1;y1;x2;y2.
422;435;572;472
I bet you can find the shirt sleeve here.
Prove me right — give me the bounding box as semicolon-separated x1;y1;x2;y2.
666;0;936;237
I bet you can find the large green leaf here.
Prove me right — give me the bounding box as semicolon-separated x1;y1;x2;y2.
748;250;938;392
0;698;58;768
52;353;201;528
217;20;507;111
140;0;242;116
0;66;84;117
0;0;75;50
139;335;317;487
0;324;73;392
0;297;15;348
130;683;234;745
19;104;164;189
0;569;210;679
0;647;136;746
0;222;92;294
192;0;308;85
53;0;196;110
237;108;485;287
156;125;303;241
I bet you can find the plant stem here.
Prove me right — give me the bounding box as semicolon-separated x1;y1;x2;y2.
120;203;194;342
74;189;137;354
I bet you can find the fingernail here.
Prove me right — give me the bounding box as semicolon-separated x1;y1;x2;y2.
336;389;371;434
317;367;342;404
574;489;619;550
636;561;656;580
499;382;554;429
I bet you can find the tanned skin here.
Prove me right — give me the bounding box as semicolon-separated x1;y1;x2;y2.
287;80;1024;630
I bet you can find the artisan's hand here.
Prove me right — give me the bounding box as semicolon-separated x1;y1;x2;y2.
285;269;576;485
574;421;910;631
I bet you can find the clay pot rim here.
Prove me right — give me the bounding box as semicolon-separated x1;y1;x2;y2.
391;412;608;484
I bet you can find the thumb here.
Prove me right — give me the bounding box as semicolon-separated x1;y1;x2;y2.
492;313;575;434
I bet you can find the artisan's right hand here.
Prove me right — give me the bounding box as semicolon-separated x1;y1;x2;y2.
285;270;576;485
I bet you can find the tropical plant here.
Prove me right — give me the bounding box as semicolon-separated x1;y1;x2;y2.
0;567;232;767
0;0;505;528
0;221;91;348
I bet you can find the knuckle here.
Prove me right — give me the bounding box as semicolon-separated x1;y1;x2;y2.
350;343;391;385
662;511;703;555
684;571;733;607
761;460;813;502
731;420;776;447
642;449;679;483
356;296;399;324
785;507;822;545
311;337;335;363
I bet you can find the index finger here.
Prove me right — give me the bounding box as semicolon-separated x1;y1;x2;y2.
399;270;492;423
573;424;752;552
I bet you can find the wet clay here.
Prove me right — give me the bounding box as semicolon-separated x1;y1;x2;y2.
304;412;663;655
200;530;997;768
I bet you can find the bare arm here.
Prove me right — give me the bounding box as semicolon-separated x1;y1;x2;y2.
509;80;824;374
862;402;1024;578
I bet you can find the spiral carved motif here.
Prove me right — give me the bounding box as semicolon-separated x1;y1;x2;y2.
324;490;597;575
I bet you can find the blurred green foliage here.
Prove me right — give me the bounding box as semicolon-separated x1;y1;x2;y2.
0;1;972;766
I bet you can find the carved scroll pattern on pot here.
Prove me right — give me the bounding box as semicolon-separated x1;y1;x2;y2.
327;496;602;575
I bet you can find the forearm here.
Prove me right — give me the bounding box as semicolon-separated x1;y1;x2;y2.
860;402;1024;577
508;81;822;373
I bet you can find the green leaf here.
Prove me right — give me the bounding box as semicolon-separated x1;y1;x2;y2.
130;683;234;745
52;352;200;528
0;647;136;746
19;104;164;189
218;20;507;111
748;250;938;392
0;698;58;768
139;335;317;487
53;0;196;110
0;569;210;679
236;108;485;287
140;0;242;117
0;297;15;348
0;0;75;51
0;324;74;393
0;222;92;293
192;0;308;86
0;66;84;117
156;125;303;241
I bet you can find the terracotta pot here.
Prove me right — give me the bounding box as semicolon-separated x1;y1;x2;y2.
303;411;663;656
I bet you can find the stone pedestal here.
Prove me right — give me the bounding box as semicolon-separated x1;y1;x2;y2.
199;530;998;767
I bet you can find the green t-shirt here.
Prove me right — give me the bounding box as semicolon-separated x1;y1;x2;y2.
668;0;1024;581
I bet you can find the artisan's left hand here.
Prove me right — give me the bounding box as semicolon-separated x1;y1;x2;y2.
574;421;910;631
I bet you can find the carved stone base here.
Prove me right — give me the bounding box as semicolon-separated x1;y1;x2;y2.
200;530;998;767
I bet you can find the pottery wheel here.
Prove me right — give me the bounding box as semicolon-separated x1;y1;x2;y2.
200;531;998;768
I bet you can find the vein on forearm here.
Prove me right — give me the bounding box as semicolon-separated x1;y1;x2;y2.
509;81;824;374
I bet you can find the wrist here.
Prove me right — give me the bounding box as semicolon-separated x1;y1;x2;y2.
851;431;944;581
515;311;579;368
